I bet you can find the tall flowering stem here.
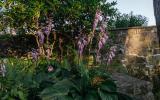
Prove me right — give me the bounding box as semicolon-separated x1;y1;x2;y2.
92;10;117;65
89;10;103;48
33;17;54;59
37;30;45;46
90;9;103;49
92;10;111;63
107;46;117;65
59;37;63;62
76;9;116;66
93;10;103;32
77;34;88;63
96;16;109;59
36;29;45;55
87;10;103;65
77;10;110;65
51;32;56;56
44;17;52;45
31;49;39;61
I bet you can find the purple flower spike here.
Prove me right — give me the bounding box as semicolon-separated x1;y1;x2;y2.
39;33;45;45
93;19;99;31
107;46;117;65
44;18;52;36
46;48;52;59
93;10;102;31
36;30;45;45
44;25;52;36
101;37;106;45
100;26;105;33
37;30;42;36
98;40;103;50
107;58;111;64
44;27;50;36
103;33;108;40
77;36;88;57
31;49;39;61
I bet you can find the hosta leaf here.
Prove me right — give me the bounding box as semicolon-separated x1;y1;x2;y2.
69;89;81;99
98;89;118;100
73;96;82;100
85;90;99;100
42;95;73;100
40;79;74;100
1;94;9;100
99;80;117;92
18;91;26;100
56;96;73;100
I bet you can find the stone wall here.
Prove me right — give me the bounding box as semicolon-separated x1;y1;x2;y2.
110;26;160;79
125;26;158;56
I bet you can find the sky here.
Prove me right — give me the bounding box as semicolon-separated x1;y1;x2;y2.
107;0;156;26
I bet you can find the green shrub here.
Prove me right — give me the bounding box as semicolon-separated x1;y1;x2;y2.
0;58;132;100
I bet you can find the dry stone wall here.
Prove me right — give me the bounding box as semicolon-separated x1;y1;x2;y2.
110;26;160;79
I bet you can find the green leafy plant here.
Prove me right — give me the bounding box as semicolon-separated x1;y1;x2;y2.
0;55;133;100
0;58;64;100
0;59;31;100
40;63;132;100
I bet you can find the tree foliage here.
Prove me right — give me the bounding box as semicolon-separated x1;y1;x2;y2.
0;0;117;36
112;12;148;28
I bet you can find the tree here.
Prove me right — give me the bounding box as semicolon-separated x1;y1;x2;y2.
153;0;160;44
0;0;117;49
113;12;148;28
0;0;117;36
0;0;118;60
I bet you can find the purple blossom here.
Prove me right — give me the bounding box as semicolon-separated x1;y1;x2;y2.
48;65;54;72
96;54;101;63
95;12;110;62
78;40;84;56
93;19;99;31
44;27;50;36
96;14;109;51
77;37;88;56
107;58;111;64
101;37;106;45
46;48;52;59
97;33;109;52
44;18;52;36
31;49;39;61
107;46;117;64
93;10;102;31
103;33;108;40
39;34;45;45
111;51;115;57
100;26;105;33
37;30;42;36
98;40;103;50
36;30;45;45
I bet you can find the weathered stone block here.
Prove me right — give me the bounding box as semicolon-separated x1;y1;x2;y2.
112;73;154;100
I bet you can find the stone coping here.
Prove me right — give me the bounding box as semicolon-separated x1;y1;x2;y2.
109;26;156;31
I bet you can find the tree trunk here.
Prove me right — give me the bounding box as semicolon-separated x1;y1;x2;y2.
153;0;160;45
